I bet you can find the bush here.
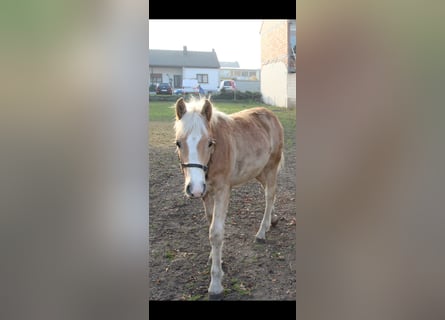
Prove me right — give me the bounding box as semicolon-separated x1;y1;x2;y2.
149;95;179;102
212;91;262;102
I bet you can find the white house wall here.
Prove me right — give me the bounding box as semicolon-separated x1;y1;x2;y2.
234;80;261;92
261;62;288;107
183;68;219;92
149;67;182;85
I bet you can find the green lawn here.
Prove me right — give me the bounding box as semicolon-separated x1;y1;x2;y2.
149;100;295;126
149;100;296;150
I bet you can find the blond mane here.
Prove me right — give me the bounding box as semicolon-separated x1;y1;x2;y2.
173;97;231;137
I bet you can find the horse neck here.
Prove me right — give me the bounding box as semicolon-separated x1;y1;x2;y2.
207;116;233;178
210;113;232;146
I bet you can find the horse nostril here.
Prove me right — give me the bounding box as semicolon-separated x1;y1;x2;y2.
202;183;206;195
186;184;193;197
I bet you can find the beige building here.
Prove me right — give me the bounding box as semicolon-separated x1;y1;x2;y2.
260;20;296;108
219;61;261;92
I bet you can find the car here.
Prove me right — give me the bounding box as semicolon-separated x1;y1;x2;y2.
174;88;196;95
174;86;205;96
156;83;172;95
217;80;236;92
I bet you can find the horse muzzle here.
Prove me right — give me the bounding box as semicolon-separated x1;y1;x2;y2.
185;182;207;198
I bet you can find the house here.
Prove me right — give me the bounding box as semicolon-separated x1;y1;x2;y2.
149;46;220;93
260;20;296;108
219;61;261;92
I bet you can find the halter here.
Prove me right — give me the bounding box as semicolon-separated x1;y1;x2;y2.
176;136;215;177
176;137;214;176
177;150;210;175
180;162;209;173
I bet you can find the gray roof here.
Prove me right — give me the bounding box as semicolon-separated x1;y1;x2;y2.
149;48;220;68
220;61;240;68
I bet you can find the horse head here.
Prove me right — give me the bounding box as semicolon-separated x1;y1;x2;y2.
174;97;215;198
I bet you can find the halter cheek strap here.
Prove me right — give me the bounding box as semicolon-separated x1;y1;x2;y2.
181;163;209;173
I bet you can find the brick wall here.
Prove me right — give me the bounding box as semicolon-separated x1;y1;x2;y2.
261;20;289;67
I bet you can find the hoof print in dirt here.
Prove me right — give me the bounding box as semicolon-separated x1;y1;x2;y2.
208;292;224;301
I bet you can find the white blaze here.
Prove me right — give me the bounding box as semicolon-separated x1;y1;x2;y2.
185;132;206;196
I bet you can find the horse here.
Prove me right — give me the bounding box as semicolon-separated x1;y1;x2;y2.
173;96;284;300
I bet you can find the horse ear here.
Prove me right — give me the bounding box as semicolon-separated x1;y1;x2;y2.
175;98;187;120
201;99;212;122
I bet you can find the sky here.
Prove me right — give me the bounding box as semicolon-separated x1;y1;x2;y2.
148;20;263;69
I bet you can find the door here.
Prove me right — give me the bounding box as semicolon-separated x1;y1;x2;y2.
174;75;182;89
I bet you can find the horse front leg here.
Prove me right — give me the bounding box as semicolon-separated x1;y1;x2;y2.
202;193;214;226
202;194;214;264
208;187;230;300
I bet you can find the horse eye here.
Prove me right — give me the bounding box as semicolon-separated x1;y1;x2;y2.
176;141;181;148
208;140;214;147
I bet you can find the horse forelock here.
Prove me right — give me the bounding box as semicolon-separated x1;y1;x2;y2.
174;97;231;138
174;106;209;138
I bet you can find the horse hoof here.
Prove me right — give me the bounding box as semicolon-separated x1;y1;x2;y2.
271;214;279;227
255;237;266;244
208;292;224;300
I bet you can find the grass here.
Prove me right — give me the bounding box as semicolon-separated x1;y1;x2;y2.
149;100;294;121
225;279;251;296
188;294;203;301
148;99;296;160
164;249;176;261
149;100;295;138
148;101;177;122
271;251;285;260
181;293;204;301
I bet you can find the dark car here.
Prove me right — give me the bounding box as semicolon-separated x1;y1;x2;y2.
156;83;172;95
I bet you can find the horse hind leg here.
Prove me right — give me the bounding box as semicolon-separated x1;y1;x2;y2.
255;167;279;243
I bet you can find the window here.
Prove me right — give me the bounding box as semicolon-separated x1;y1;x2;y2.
248;71;258;80
150;73;162;84
197;74;208;84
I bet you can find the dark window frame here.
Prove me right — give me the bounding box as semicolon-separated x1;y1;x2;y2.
197;74;208;84
150;73;162;85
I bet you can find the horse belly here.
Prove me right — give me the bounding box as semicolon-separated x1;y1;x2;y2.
230;153;269;186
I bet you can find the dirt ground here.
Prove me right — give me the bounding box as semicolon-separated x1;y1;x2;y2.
148;110;296;301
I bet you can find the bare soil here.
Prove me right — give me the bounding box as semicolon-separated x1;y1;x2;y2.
149;113;296;301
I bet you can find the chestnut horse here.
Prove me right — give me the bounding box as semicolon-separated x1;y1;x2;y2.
174;97;284;300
